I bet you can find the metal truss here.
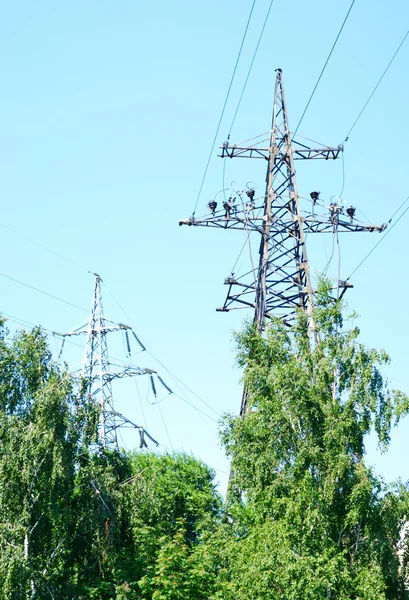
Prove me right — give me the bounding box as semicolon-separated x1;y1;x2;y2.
55;274;158;450
180;69;385;416
180;69;385;329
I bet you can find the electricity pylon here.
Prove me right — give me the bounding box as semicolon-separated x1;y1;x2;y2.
54;274;160;450
180;68;385;416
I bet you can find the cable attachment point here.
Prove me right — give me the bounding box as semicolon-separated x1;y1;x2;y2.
223;197;236;220
329;201;343;225
208;200;218;214
346;206;356;223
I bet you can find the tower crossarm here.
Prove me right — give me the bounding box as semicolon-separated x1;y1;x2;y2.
101;366;156;383
303;217;386;234
54;321;131;339
180;210;386;235
220;141;343;161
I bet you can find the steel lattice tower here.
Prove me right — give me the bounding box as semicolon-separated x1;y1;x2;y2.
56;274;158;450
180;69;385;416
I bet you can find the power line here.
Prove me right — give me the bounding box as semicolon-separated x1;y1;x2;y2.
0;271;89;313
347;196;409;281
101;281;222;419
5;310;214;453
191;0;256;216
293;0;356;138
344;28;409;142
172;392;219;424
155;399;173;450
0;221;90;273
339;150;346;199
5;274;221;426
388;195;409;223
228;0;275;137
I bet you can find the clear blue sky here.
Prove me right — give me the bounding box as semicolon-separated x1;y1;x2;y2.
0;0;408;492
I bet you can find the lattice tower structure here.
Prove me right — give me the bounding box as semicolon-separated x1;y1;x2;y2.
180;69;385;416
57;274;157;450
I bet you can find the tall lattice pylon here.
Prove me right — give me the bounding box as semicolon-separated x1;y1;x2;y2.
55;274;159;450
180;69;385;416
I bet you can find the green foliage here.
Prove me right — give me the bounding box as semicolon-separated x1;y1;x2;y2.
126;452;222;598
0;324;84;598
139;519;220;599
0;285;409;599
0;318;223;598
220;281;409;599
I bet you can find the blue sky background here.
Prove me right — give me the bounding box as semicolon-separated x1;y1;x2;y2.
0;0;408;492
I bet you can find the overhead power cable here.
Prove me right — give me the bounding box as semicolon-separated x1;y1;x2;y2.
191;0;256;216
0;222;90;273
347;195;409;281
101;281;222;420
172;392;219;424
228;0;275;136
155;400;173;450
0;271;89;313
344;28;409;142
293;0;356;138
338;150;346;198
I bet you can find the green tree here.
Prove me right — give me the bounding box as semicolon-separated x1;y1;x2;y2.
220;282;409;599
0;323;97;598
78;451;224;599
129;452;223;599
0;320;225;599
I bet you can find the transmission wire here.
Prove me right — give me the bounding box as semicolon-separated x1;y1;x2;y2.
134;377;149;433
172;392;219;424
228;0;275;136
155;400;173;450
339;150;346;199
0;271;89;313
293;0;356;138
192;0;256;216
323;229;337;275
344;28;409;142
0;221;90;273
347;196;409;281
230;237;248;276
101;281;222;419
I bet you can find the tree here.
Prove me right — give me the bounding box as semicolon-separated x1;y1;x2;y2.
220;282;409;599
129;452;223;599
0;319;225;599
0;322;96;598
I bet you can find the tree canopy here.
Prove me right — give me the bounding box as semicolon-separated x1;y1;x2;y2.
220;282;409;599
0;320;221;599
0;283;409;599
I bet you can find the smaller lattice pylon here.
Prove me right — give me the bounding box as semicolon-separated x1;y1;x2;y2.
54;273;158;450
